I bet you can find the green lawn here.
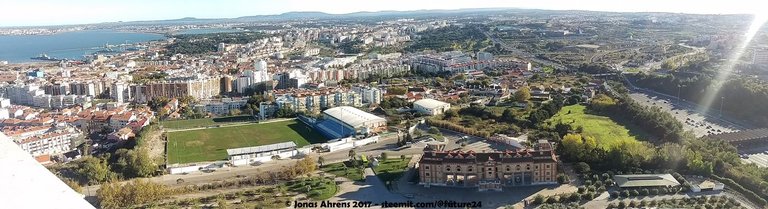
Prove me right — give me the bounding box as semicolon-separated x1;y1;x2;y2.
166;120;326;164
320;161;365;181
161;115;254;129
546;105;641;149
287;177;338;200
373;158;411;184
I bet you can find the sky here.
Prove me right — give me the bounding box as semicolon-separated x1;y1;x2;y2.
1;0;764;27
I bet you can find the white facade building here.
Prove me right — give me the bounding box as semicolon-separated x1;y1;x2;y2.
227;141;311;166
196;97;248;115
413;98;451;116
14;127;80;157
352;86;383;105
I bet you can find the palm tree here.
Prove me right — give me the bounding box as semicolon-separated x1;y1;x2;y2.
400;155;406;161
318;156;325;168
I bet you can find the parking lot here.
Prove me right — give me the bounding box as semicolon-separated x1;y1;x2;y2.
628;92;739;137
626;90;768;167
741;152;768;167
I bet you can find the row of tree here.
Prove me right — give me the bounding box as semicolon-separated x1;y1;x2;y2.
96;156;318;208
426;118;493;139
589;93;684;143
97;179;178;209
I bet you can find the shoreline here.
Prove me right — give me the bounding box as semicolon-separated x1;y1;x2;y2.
0;29;169;64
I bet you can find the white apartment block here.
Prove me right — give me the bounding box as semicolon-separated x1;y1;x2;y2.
271;88;362;113
352;86;383;105
14;127;80;157
196;97;248;115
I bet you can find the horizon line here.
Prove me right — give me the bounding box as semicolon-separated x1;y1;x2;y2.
0;7;758;28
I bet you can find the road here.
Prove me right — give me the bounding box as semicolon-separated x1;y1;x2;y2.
628;91;739;137
621;77;747;137
635;43;705;73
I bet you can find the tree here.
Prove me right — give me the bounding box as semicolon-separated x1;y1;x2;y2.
147;96;171;112
428;127;440;135
444;109;459;119
561;134;584;160
589;94;616;112
115;148;157;178
380;152;388;161
514;86;532;102
554;122;572;137
400;155;406;161
610;191;620;198
387;87;408;95
275;106;296;118
97;179;172;209
567;94;582;105
348;149;356;161
78;156;116;185
294;156;317;175
574;162;591;174
501;108;517;123
317;156;325;167
229;108;242;116
569;193;582;202
63;179;83;193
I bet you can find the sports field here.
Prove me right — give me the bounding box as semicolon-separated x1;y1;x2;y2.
547;104;643;149
167;120;326;164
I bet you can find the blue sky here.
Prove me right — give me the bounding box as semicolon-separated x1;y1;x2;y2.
1;0;763;27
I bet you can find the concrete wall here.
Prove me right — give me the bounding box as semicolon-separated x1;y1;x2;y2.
168;163;213;174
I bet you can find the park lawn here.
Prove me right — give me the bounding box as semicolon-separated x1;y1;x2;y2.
547;105;641;149
320;161;364;181
166;120;326;164
161;115;254;129
373;158;411;183
287;177;338;200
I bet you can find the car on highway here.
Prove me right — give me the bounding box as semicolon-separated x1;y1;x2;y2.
741;154;749;159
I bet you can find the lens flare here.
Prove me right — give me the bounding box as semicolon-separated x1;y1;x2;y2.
698;13;767;114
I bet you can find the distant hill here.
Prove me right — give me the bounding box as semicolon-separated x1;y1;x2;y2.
107;8;518;25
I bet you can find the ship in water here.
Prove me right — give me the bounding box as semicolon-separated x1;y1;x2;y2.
30;53;61;61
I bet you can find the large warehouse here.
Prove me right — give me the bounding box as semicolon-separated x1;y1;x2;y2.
413;98;451;115
315;106;386;139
